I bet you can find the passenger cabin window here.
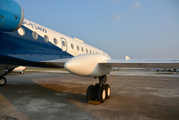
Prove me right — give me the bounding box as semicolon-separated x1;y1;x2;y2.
44;35;49;42
86;49;88;53
89;50;91;53
17;27;25;36
62;41;66;47
81;47;84;52
77;46;79;51
32;31;38;40
54;38;58;44
71;44;74;49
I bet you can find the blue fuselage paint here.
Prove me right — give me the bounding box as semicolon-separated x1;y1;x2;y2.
0;0;22;31
0;26;73;66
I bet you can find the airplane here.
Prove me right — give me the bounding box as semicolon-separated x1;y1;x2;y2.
0;0;179;103
12;66;26;73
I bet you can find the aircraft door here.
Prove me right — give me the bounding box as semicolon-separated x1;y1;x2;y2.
61;37;67;51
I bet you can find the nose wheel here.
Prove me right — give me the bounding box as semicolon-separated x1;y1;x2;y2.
0;77;6;86
86;75;111;103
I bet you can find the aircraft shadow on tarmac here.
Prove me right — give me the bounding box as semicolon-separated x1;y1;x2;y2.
0;73;98;120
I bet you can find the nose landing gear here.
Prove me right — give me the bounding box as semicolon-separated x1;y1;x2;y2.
0;77;6;86
0;67;15;87
86;75;111;103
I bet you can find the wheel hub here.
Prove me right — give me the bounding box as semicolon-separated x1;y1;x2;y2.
108;88;110;96
0;79;5;85
102;89;106;100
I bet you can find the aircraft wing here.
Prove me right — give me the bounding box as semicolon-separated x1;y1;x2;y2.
44;58;179;69
99;59;179;69
41;59;70;68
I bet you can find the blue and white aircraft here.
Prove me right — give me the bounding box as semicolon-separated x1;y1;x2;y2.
0;0;179;103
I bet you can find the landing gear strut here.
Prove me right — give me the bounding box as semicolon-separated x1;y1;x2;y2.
0;68;14;87
86;75;111;103
0;77;6;86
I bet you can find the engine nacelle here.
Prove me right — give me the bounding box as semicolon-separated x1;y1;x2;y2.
64;54;112;77
0;0;24;32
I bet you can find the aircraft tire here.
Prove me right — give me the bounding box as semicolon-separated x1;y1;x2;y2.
0;77;6;86
95;83;99;88
105;84;111;99
86;85;95;101
97;86;106;103
95;83;99;92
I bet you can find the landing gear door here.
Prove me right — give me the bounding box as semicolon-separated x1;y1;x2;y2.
61;37;67;51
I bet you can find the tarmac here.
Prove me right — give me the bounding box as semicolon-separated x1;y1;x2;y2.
0;71;179;120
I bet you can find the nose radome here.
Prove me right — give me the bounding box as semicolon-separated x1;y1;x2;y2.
64;58;81;74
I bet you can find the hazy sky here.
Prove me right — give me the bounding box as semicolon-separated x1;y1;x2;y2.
15;0;179;59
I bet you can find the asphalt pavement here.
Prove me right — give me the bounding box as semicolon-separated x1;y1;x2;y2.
0;71;179;120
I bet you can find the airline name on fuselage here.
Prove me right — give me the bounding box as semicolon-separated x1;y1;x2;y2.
23;21;47;33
